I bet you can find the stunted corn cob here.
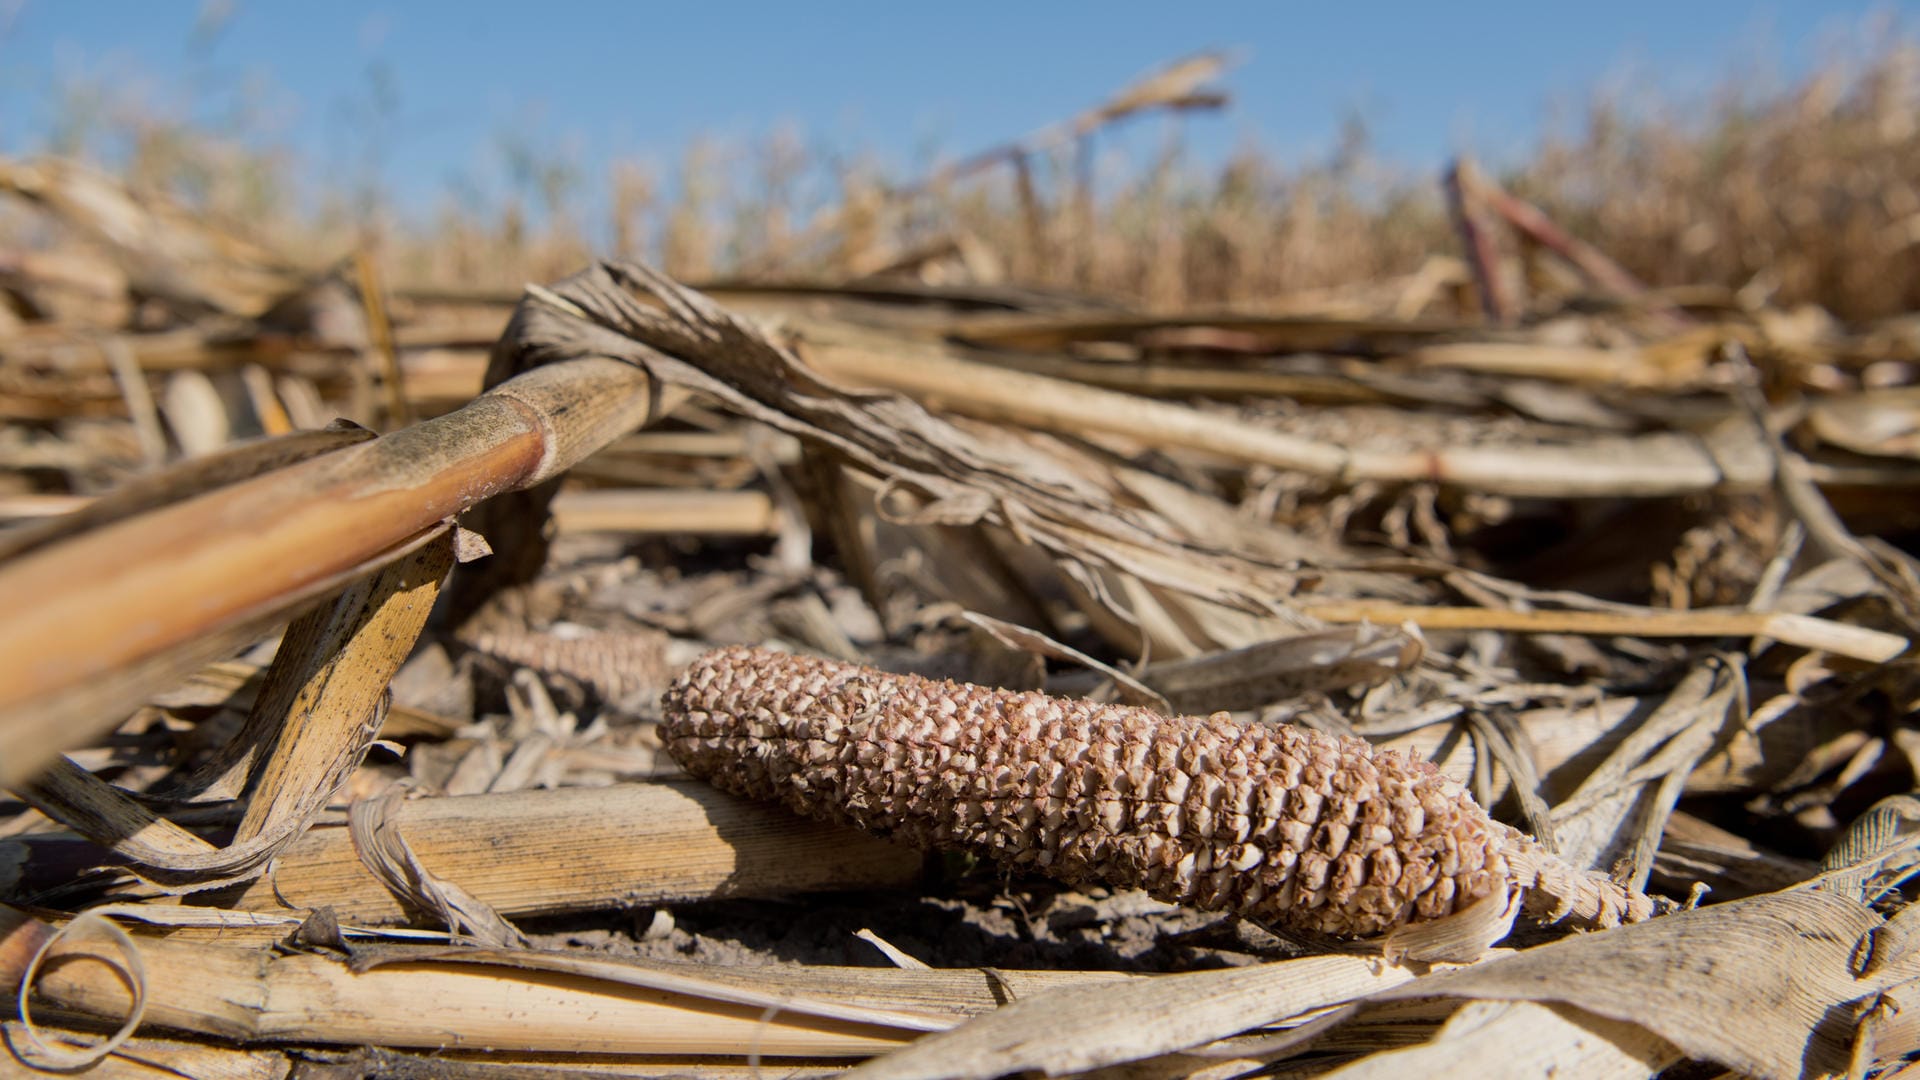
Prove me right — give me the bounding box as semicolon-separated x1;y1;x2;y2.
661;646;1657;938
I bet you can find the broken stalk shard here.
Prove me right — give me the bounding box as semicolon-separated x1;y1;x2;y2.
662;646;1657;938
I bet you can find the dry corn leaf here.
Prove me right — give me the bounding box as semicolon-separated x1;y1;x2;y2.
842;954;1424;1080
1850;979;1920;1080
502;261;1308;621
159;369;230;457
1312;999;1680;1080
71;902;449;941
958;609;1168;710
8;909;148;1069
16;532;453;892
1651;810;1816;900
347;780;528;946
1808;388;1920;460
1548;658;1743;880
1132;624;1423;714
1331;889;1913;1080
1817;794;1920;904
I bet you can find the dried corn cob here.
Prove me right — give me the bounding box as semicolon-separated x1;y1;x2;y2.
661;646;1657;938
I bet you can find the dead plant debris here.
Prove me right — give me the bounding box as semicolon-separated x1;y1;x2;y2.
5;49;1920;1080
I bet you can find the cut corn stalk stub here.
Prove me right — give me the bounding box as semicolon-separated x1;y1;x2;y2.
662;647;1660;941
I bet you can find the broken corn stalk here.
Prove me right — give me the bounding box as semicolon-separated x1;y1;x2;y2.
662;647;1657;938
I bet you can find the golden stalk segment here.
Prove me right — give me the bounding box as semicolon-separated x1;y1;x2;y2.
0;427;377;562
798;333;1920;499
5;485;791;539
196;781;919;922
3;783;923;922
1302;601;1910;664
0;355;669;788
0;905;1128;1058
0;908;911;1057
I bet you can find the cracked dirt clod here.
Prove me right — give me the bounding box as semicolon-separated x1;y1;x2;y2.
661;646;1656;938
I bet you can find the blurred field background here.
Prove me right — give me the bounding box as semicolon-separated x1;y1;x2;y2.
5;4;1919;317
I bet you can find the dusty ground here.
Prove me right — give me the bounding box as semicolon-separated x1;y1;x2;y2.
525;881;1269;973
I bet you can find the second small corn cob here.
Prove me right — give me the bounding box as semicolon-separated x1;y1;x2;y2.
662;646;1657;938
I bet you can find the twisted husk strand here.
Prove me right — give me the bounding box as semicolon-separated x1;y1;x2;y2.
661;646;1655;938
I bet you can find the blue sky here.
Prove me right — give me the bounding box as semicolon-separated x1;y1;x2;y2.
0;2;1911;220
